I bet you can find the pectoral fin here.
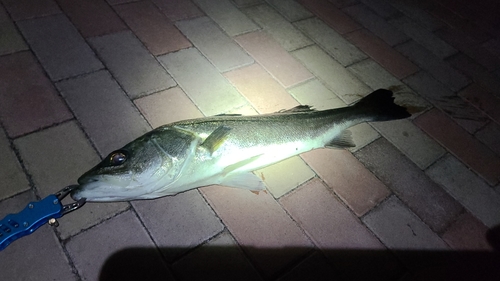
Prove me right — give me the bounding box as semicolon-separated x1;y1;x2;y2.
200;126;231;154
326;129;355;148
220;172;266;191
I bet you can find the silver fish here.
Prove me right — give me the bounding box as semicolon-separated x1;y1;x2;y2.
71;89;410;202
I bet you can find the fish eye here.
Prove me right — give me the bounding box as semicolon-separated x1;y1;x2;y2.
109;151;127;166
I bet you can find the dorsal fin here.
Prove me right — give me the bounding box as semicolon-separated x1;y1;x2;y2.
277;105;316;113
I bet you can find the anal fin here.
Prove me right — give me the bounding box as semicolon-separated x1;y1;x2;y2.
326;129;355;148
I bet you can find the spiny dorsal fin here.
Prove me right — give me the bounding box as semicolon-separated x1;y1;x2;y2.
200;126;231;154
277;105;316;113
325;130;355;148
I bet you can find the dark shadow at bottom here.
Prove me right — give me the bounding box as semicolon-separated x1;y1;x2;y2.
99;246;500;281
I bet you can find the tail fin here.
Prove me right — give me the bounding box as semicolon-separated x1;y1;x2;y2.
353;89;411;122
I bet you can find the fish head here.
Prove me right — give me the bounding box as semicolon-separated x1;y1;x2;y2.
71;131;188;202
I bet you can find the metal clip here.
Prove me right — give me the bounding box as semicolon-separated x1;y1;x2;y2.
54;185;86;216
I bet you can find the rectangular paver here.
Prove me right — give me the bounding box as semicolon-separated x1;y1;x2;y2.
345;28;419;79
0;18;28;55
414;108;500;186
88;31;175;99
441;212;493;251
404;71;488;133
66;211;173;281
1;0;61;21
354;138;463;233
389;16;457;59
172;231;262;281
114;0;192;55
426;154;500;228
56;70;151;156
236;31;313;88
459;83;500;125
244;4;313;51
343;3;409;46
176;16;254;72
13;121;129;239
0;128;29;200
201;185;312;279
158;48;247;116
396;41;469;92
294;17;367;66
475;122;500;157
265;0;312;22
223;63;299;113
362;196;449;250
151;0;203;21
292;45;371;104
0;52;73;138
371;119;446;169
17;14;103;81
301;149;391;216
297;0;361;34
57;0;128;38
193;0;259;36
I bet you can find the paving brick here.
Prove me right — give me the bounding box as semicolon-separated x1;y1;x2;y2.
66;211;174;281
292;45;371;104
301;149;390;216
386;0;444;31
176;16;253;72
244;4;312;51
459;83;500;124
172;231;262;281
193;0;259;36
447;53;500;98
362;196;449;250
288;79;345;110
345;29;419;79
89;31;175;99
17;14;104;81
264;0;312;22
0;192;77;281
200;185;312;279
294;17;367;66
0;19;28;55
132;190;224;261
56;70;151;156
107;0;140;4
371;119;445;169
346;59;403;90
414;108;500;186
236;31;313;88
255;156;315;198
114;1;191;56
0;52;73;138
134;87;203;129
223;63;299;113
354;138;463;233
1;0;61;21
441;212;493;251
0;128;29;200
426;154;500;228
13;121;129;239
278;252;339;281
297;0;361;34
151;0;203;21
389;16;457;59
57;0;127;38
482;39;500;60
436;27;500;72
158;48;247;116
343;3;409;46
404;71;487;133
475;122;500;157
396;41;469;92
359;0;400;19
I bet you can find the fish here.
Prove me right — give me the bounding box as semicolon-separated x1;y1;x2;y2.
71;89;410;202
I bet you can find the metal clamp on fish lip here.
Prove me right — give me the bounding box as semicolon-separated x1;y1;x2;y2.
0;185;86;251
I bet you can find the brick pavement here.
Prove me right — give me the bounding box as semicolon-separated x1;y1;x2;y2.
1;0;499;280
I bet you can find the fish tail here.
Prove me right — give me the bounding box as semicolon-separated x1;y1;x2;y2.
353;89;411;122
